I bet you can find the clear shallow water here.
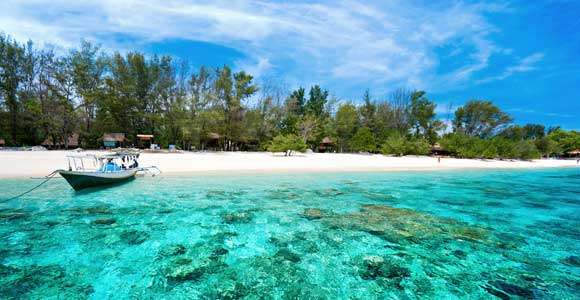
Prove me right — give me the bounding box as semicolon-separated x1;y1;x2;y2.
0;169;579;300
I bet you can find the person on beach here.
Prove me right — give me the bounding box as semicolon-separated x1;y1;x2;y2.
438;157;441;163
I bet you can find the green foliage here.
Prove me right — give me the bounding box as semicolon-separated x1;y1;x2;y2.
335;103;359;151
548;129;580;153
0;33;573;157
380;135;429;156
492;137;518;159
289;88;306;116
405;138;431;156
500;123;546;141
267;134;308;156
350;127;377;152
515;140;541;160
454;100;513;138
409;91;440;143
381;135;407;156
441;133;542;160
535;136;560;157
305;85;328;118
359;90;375;128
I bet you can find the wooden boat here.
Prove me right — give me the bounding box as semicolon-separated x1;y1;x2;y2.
57;152;143;191
58;169;138;191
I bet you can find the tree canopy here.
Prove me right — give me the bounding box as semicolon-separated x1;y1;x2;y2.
453;100;513;138
0;34;577;161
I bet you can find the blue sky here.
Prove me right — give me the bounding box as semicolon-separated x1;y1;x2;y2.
1;0;578;129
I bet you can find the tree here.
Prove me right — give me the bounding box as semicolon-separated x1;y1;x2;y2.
0;32;571;156
500;125;526;141
388;88;412;136
492;137;518;159
334;103;358;152
440;133;476;158
453;100;513;138
404;138;430;156
304;85;328;118
351;127;377;152
523;124;545;140
359;90;375;128
535;136;560;158
409;91;435;136
408;91;443;144
288;87;306;116
515;140;541;160
381;135;407;156
70;41;105;144
548;129;580;153
268;134;308;156
373;102;395;143
0;35;24;144
501;123;546;141
298;115;319;145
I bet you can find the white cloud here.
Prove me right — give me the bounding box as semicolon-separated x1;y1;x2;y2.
476;53;544;84
0;0;519;95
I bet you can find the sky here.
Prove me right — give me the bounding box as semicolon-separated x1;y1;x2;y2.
1;0;579;129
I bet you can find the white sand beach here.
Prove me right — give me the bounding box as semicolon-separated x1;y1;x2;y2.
0;150;577;178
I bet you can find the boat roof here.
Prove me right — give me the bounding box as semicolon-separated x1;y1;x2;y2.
66;152;139;159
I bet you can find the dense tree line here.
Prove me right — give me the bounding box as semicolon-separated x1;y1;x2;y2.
1;35;579;159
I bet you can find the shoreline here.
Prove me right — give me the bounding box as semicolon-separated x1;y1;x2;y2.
0;150;577;179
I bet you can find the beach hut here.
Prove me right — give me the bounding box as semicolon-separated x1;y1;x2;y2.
0;139;5;147
430;143;450;156
201;132;221;151
136;134;154;149
41;133;79;149
567;149;580;158
318;137;335;153
102;133;127;149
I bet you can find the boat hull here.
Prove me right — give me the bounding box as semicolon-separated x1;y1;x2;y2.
58;169;137;191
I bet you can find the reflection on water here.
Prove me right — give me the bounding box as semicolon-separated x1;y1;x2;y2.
1;168;579;299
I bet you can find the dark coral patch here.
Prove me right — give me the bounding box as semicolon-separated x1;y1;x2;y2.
120;230;150;245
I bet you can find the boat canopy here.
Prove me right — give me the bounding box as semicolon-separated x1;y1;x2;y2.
65;152;140;172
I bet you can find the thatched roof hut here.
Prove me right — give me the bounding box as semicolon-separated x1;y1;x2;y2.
206;132;220;140
430;142;450;156
318;137;335;153
321;137;334;145
103;133;126;142
0;139;5;147
103;133;127;148
41;133;79;149
567;149;580;155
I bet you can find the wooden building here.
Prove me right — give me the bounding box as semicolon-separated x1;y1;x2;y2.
41;133;79;149
201;132;221;151
102;133;127;148
318;137;335;153
136;134;154;149
567;149;580;158
430;143;450;156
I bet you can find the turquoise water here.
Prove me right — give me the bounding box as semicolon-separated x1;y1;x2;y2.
1;168;579;299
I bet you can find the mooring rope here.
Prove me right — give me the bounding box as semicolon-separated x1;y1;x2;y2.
0;170;59;204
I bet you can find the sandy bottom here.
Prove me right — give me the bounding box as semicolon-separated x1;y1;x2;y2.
0;150;577;178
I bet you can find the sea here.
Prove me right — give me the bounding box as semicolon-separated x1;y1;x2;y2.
0;168;579;299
